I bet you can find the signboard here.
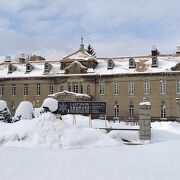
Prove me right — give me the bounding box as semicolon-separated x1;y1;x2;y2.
69;102;90;114
57;101;106;115
91;102;106;114
57;102;69;115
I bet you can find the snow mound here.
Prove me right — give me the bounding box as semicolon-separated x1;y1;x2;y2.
14;101;34;120
0;113;122;149
42;98;58;112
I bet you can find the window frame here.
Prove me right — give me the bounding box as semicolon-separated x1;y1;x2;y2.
160;80;166;94
113;81;119;95
24;84;28;96
144;80;150;94
49;84;54;95
99;81;105;95
0;84;4;96
128;81;134;95
36;83;41;96
12;84;16;96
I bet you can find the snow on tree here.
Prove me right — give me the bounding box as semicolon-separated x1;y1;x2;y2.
86;44;96;58
42;98;58;113
0;100;12;123
14;101;34;120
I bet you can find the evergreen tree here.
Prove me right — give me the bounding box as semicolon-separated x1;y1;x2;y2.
86;44;96;58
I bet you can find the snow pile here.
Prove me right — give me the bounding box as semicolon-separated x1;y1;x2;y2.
0;113;122;149
14;101;34;120
42;98;58;112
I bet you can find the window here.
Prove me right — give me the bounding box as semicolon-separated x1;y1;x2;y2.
0;85;4;96
160;104;166;119
45;64;49;70
113;81;119;95
152;57;158;67
26;64;31;72
176;80;180;94
68;83;71;92
129;103;134;117
80;84;83;94
128;81;134;95
144;80;150;94
160;80;166;94
24;84;28;96
36;83;40;96
114;105;119;119
129;58;136;68
107;59;114;69
99;81;105;95
87;85;90;95
60;85;64;92
73;83;79;93
8;65;13;73
12;84;16;96
49;84;53;95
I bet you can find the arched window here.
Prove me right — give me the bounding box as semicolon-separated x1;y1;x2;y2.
60;85;64;92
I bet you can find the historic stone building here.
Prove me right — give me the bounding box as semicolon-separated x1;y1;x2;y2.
1;42;180;121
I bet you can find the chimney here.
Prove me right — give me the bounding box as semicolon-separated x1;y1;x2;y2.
5;56;11;63
19;53;26;64
176;46;180;55
151;45;160;56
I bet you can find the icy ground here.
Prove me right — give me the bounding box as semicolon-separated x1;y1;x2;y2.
0;113;180;180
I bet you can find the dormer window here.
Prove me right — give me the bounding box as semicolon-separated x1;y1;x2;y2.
8;64;16;73
152;57;158;67
44;62;52;72
26;63;34;73
107;59;115;69
129;58;136;68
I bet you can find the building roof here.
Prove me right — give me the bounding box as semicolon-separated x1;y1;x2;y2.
0;52;180;79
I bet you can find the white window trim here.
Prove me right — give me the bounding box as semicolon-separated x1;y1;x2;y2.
24;84;28;96
128;81;134;95
144;80;150;94
113;81;119;95
99;81;105;95
0;85;4;96
160;80;166;94
49;84;54;95
12;84;16;96
36;83;41;96
176;80;180;94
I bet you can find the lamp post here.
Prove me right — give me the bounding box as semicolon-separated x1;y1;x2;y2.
175;97;180;121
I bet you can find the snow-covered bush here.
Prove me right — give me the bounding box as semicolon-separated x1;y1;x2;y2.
41;98;58;113
0;100;12;123
14;101;34;120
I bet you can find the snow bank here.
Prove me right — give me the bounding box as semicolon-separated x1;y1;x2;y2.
0;113;122;149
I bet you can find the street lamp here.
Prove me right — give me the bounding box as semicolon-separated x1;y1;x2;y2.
176;97;179;104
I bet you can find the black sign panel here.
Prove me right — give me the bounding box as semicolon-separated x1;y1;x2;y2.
69;102;90;114
57;102;69;114
57;101;106;115
91;102;106;114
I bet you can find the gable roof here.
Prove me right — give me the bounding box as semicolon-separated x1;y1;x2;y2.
61;50;95;62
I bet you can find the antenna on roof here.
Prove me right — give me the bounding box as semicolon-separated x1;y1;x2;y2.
79;37;84;51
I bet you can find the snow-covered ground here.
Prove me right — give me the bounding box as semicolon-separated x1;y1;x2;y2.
0;113;180;180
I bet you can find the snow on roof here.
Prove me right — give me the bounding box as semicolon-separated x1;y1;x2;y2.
62;50;94;61
49;90;91;99
0;55;180;79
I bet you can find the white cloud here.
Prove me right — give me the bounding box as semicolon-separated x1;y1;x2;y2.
0;0;180;58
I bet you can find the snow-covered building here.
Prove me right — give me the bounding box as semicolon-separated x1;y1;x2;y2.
1;42;180;121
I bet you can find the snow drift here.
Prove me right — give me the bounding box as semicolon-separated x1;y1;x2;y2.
0;112;122;149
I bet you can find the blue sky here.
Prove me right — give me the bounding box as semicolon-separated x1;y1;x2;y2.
0;0;180;59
